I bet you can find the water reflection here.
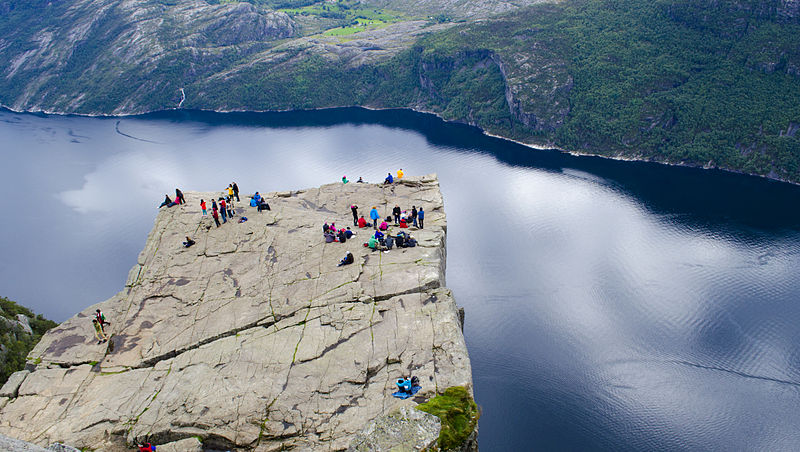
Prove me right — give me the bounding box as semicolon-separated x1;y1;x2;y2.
2;107;800;451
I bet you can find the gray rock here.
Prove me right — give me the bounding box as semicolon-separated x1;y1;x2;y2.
0;371;29;398
347;401;441;451
0;433;50;451
15;315;33;335
46;443;81;452
0;175;473;451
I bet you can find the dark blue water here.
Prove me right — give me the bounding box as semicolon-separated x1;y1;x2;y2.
2;107;800;450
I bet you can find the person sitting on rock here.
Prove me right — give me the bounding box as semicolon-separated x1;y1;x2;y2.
159;194;173;208
358;216;368;228
324;231;336;243
323;222;330;233
342;175;349;184
337;229;347;243
385;234;394;250
258;199;270;212
384;173;393;184
368;236;380;250
92;319;108;344
137;443;155;452
338;251;354;267
396;377;412;394
183;236;195;248
379;220;389;231
357;176;364;183
395;232;406;248
345;227;355;238
398;217;409;228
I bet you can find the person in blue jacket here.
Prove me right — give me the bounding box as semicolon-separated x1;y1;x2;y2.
417;206;425;229
384;173;393;184
369;206;380;230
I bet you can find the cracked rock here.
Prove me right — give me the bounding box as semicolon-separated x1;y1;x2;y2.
0;175;472;451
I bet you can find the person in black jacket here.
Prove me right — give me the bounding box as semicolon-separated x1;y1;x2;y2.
175;188;186;205
338;251;354;267
392;205;401;225
232;182;240;201
351;204;359;226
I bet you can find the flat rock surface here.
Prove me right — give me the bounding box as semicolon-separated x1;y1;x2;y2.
0;175;472;451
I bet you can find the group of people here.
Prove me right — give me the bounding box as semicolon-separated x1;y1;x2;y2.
91;309;110;344
249;191;271;212
351;204;425;231
159;188;186;208
323;222;356;243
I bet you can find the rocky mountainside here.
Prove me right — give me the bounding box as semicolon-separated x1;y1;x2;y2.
1;0;799;182
0;176;474;451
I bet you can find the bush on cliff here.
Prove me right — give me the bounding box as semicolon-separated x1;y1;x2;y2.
417;386;479;450
0;297;57;385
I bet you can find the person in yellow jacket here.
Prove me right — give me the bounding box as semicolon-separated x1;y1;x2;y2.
397;168;404;179
227;184;235;201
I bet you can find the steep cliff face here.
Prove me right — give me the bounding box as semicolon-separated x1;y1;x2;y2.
1;0;296;113
0;176;473;451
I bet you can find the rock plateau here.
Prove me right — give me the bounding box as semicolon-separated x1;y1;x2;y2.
0;175;473;451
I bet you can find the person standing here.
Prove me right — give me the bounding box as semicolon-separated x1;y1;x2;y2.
411;206;418;228
392;205;401;225
175;188;185;205
370;206;380;230
227;184;234;202
417;206;424;229
351;204;359;226
95;309;110;332
211;208;220;227
200;199;207;216
92;319;108;344
227;198;234;218
232;182;240;201
397;168;404;179
219;198;227;223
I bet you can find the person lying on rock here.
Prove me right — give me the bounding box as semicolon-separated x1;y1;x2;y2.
183;236;195;248
338;252;354;267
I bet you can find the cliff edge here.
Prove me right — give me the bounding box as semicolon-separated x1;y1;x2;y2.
0;175;473;450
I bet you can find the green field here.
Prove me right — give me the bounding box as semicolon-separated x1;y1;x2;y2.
280;0;405;37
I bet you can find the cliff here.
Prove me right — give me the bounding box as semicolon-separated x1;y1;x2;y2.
0;175;474;451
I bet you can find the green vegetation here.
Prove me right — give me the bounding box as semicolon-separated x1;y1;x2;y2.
280;0;404;37
0;297;57;385
416;386;479;450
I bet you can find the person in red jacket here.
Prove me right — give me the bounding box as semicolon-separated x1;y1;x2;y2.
358;216;368;228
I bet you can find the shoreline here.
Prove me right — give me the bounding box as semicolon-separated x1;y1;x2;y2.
2;102;796;187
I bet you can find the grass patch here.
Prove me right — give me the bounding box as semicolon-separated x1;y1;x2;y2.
417;386;479;450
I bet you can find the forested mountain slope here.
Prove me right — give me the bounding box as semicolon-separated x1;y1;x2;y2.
1;0;799;182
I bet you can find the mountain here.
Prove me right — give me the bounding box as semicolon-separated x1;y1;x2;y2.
1;0;799;182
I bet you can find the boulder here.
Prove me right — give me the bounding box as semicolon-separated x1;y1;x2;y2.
347;400;440;451
0;175;473;451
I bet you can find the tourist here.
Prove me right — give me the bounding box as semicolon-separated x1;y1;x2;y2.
211;208;220;227
95;309;110;331
392;205;401;225
370;206;380;229
358;216;368;228
227;198;234;218
338;251;354;267
379;220;388;231
418;206;425;229
200;199;207;216
254;192;262;204
367;236;379;250
183;236;195;248
92;319;108;344
411;206;418;228
345;227;354;238
351;204;359;226
175;188;185;205
232;182;240;201
385;234;394;250
395;232;405;248
219;198;227;223
397;168;404;179
398;217;408;228
227;184;234;202
258;199;270;212
384;173;393;184
137;443;155;452
338;229;347;243
159;194;173;208
324;230;336;243
357;177;364;183
342;175;349;184
323;222;330;233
